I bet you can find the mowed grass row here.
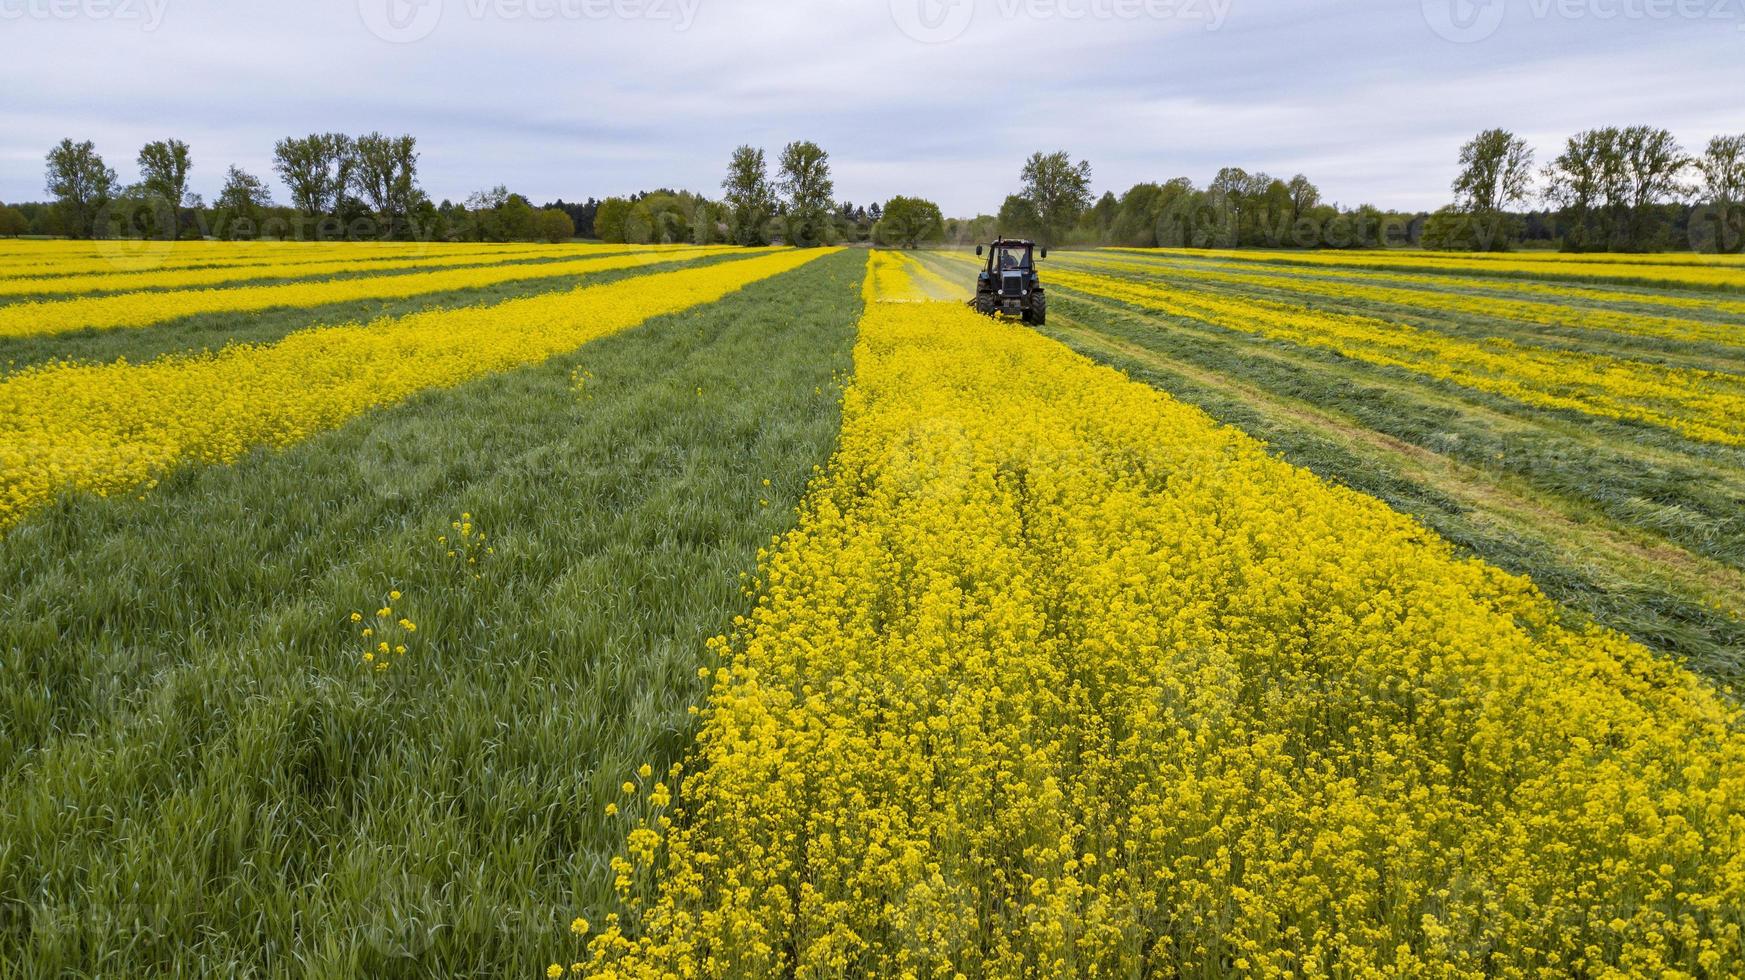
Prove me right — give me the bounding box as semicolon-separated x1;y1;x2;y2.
913;249;1745;682
0;249;866;979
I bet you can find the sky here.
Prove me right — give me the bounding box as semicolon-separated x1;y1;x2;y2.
2;0;1741;216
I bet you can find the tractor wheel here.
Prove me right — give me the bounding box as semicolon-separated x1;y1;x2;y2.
974;293;995;317
1031;291;1047;326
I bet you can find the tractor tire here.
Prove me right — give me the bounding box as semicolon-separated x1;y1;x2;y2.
1031;291;1047;326
974;293;995;317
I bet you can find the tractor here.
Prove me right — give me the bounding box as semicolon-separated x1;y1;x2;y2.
971;238;1047;325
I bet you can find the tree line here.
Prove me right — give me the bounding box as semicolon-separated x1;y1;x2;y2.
17;135;584;243
1430;126;1744;252
9;133;941;248
934;129;1742;253
11;128;1739;252
936;152;1426;253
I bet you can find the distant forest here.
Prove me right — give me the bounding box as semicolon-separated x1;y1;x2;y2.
7;126;1740;252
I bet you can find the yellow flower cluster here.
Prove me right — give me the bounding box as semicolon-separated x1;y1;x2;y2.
0;242;627;297
862;249;971;303
1071;256;1745;349
1049;267;1745;446
0;249;831;531
0;239;628;277
440;512;493;579
579;294;1745;978
352;592;417;672
1109;247;1745;290
0;245;755;338
861;249;928;303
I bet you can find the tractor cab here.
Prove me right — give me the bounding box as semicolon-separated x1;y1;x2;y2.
972;238;1048;325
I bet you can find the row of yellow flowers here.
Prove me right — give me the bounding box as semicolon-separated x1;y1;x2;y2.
0;242;626;291
1050;268;1745;447
0;238;581;258
861;250;929;303
0;238;531;269
1066;256;1745;350
571;278;1745;977
1109;247;1745;290
0;248;829;531
1363;248;1745;267
0;246;754;338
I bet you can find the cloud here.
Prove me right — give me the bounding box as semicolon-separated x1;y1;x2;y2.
1;0;1738;214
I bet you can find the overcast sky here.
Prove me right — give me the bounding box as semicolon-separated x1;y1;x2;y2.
2;0;1741;215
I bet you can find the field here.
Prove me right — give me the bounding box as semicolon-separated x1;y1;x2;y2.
910;248;1745;685
2;240;1743;978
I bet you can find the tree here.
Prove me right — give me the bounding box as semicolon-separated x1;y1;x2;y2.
875;196;945;248
1242;173;1290;246
593;197;632;243
1421;205;1488;251
1449;128;1534;250
691;200;726;244
722;145;777;246
461;185;533;241
1453;128;1535;214
996;195;1042;241
1544;128;1618;251
1019;150;1093;248
635;190;701;244
273;133;356;219
0;205;27;237
44;138;117;239
1087;191;1120;239
1695;133;1745;254
777;141;835;247
1287;174;1321;226
352;133;422;238
215;165;274;238
1697;134;1745;206
532;208;575;243
1109;183;1165;247
1614;126;1691;251
498;193;535;240
136;139;192;239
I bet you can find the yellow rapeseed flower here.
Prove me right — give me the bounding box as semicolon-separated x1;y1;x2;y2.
575;284;1745;978
0;249;832;531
